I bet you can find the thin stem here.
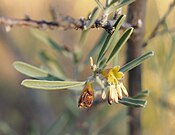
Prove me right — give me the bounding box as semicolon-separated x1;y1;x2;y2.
143;0;175;47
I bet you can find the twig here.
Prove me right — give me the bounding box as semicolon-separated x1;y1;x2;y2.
0;15;136;33
156;27;175;36
143;0;175;47
160;98;175;112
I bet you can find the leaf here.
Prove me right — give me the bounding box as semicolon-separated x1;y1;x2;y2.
39;51;66;79
108;0;120;6
95;0;104;9
13;61;62;81
0;121;18;135
84;31;108;64
86;7;100;30
96;15;126;65
120;51;154;73
31;30;71;57
104;27;133;67
79;30;89;48
106;0;112;6
94;108;126;135
21;79;85;90
134;90;150;99
44;113;69;135
105;0;135;15
119;97;147;107
65;98;79;117
96;35;111;65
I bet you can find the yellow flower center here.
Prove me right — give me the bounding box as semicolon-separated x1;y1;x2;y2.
101;66;124;84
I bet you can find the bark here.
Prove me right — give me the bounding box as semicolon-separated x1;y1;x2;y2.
126;0;147;135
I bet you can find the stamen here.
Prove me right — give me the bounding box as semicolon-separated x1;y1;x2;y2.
101;89;107;99
120;82;128;97
117;84;123;99
90;57;97;71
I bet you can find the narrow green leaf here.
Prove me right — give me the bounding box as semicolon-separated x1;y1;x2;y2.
86;7;100;30
108;0;120;7
96;15;126;65
13;61;62;81
21;79;85;90
105;0;135;14
84;31;108;64
106;0;112;6
0;121;18;135
96;35;111;64
119;97;147;107
65;98;79;117
31;30;71;57
39;51;66;79
120;51;154;73
44;113;69;135
95;0;104;9
104;27;133;67
79;30;89;48
95;109;126;135
134;90;150;99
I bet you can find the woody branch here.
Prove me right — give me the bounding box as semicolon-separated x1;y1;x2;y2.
0;14;137;33
143;0;175;47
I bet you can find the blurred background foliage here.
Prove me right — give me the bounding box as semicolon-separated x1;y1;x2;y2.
0;0;175;135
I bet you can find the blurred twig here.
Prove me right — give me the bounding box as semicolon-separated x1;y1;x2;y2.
160;98;175;112
156;27;175;36
143;0;175;47
0;15;137;33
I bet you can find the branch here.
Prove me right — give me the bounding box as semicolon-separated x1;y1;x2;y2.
156;27;175;36
160;98;175;112
0;15;136;33
143;0;175;47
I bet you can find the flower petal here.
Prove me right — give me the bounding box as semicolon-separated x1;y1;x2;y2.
117;84;123;99
113;66;120;72
101;68;112;78
120;82;128;97
114;72;124;79
114;90;119;104
101;89;107;100
108;85;115;104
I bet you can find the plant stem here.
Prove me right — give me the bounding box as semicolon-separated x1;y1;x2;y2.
126;0;147;135
143;0;175;47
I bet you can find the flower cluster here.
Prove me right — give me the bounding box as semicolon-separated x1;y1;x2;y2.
78;65;128;108
100;66;128;104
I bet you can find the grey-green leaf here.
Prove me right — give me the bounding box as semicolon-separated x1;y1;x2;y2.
78;30;89;48
84;31;108;64
119;97;147;107
105;0;135;15
105;27;133;67
44;113;69;135
39;51;66;79
134;90;150;99
120;51;154;73
86;7;100;30
31;30;71;57
96;15;126;65
13;61;62;81
108;0;120;6
21;79;85;90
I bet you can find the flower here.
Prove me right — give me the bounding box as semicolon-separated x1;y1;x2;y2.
100;66;128;104
78;81;94;108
